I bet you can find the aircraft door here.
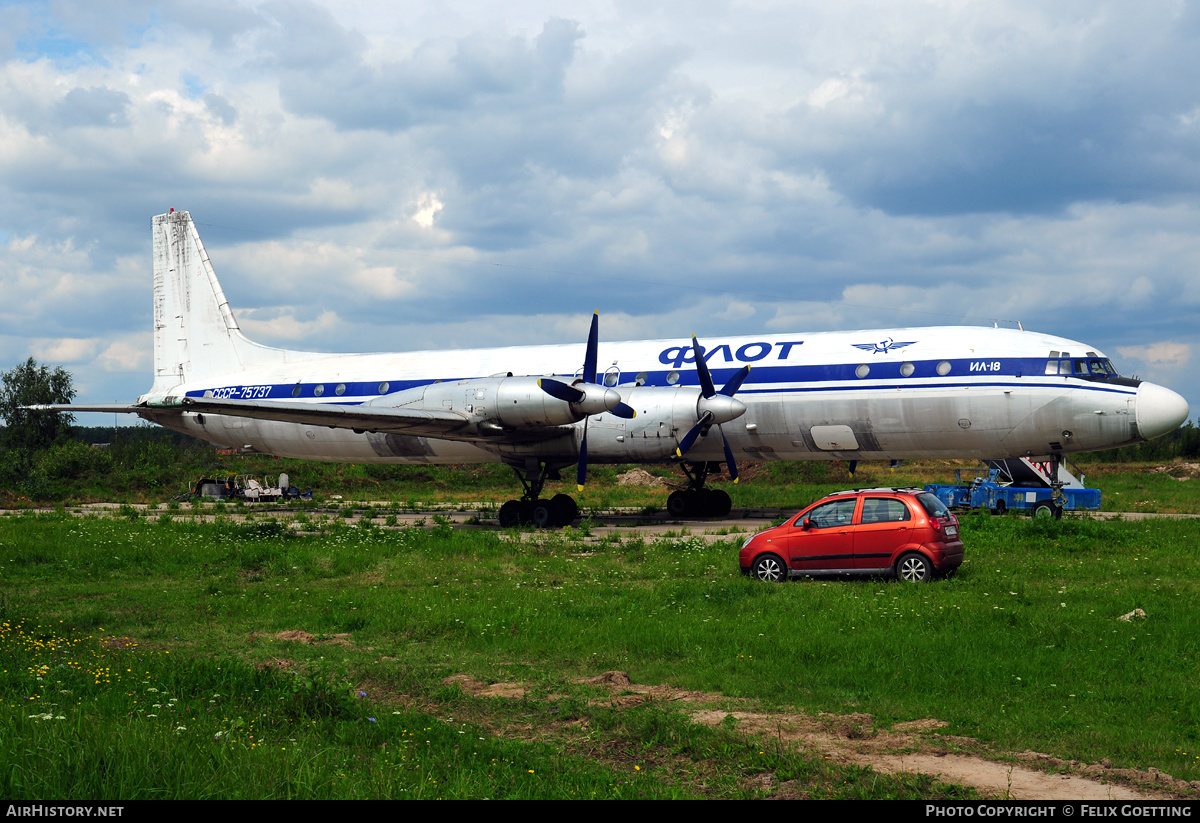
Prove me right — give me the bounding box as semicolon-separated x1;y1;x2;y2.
852;497;911;569
782;498;858;572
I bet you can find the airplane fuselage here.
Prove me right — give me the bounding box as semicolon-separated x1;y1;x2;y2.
145;325;1165;467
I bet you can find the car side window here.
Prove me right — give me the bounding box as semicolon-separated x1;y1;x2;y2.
861;498;911;524
804;499;857;528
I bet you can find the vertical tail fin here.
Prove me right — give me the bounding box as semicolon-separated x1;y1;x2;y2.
146;211;290;398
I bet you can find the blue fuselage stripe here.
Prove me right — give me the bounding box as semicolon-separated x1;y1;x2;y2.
185;357;1137;401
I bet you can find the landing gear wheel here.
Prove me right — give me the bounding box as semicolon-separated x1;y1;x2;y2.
896;552;932;582
667;490;689;517
550;494;578;526
531;502;555;528
751;553;787;583
517;500;535;525
498;500;522;527
708;489;732;517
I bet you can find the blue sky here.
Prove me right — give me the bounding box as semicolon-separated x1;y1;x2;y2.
1;0;1198;421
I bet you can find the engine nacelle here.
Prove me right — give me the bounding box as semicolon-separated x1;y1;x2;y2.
581;385;748;461
494;377;588;427
372;376;586;429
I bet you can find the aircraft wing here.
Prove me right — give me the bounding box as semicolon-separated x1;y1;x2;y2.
176;397;472;437
173;397;572;443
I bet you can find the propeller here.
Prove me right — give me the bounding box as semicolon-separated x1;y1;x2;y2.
537;310;636;490
674;334;750;483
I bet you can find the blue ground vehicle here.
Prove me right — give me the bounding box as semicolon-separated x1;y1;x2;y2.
924;460;1101;517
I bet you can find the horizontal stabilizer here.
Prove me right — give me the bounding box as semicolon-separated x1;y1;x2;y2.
24;403;145;414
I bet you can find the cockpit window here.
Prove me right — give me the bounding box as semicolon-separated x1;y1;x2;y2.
1045;354;1133;384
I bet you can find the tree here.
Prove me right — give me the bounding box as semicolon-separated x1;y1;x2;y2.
0;358;77;450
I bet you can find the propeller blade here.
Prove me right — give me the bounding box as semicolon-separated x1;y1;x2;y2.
675;411;714;457
718;424;739;484
577;419;589;490
692;334;716;398
538;377;585;404
610;401;636;420
582;310;599;385
719;364;751;396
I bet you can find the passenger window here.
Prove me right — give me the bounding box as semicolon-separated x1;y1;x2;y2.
861;498;911;524
803;499;857;528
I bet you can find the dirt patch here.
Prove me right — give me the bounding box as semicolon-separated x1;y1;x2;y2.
456;669;1193;800
1149;463;1200;480
443;673;528;699
616;469;666;487
572;670;716;706
270;629;353;646
693;710;1180;800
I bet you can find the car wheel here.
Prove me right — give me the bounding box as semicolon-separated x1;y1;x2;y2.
1032;501;1054;519
751;553;787;583
993;499;1007;516
896;552;932;582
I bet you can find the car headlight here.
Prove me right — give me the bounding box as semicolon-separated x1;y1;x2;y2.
741;534;755;549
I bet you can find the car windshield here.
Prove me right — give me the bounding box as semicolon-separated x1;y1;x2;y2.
916;492;950;518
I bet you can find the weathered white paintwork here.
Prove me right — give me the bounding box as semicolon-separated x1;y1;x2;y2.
60;211;1190;472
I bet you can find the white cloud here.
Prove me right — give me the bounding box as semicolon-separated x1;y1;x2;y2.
238;309;343;344
31;337;99;364
412;193;444;229
1117;342;1191;368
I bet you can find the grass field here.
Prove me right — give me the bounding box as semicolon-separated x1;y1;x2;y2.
2;505;1198;799
9;436;1200;516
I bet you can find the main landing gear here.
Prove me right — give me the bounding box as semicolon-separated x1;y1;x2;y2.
497;461;580;528
1045;453;1065;520
666;461;733;518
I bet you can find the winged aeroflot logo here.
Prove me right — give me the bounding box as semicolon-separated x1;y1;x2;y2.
852;337;917;355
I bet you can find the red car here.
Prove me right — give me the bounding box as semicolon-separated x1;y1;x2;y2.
739;488;964;582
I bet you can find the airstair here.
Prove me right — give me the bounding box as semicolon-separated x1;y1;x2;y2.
984;457;1086;490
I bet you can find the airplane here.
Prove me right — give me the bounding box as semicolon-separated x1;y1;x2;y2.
40;210;1190;526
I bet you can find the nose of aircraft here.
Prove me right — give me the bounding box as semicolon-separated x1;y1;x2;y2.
1135;382;1190;440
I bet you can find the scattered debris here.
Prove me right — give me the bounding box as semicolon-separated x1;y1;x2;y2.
1118;608;1147;622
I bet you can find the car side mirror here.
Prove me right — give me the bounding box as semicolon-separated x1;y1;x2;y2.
800;517;812;530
